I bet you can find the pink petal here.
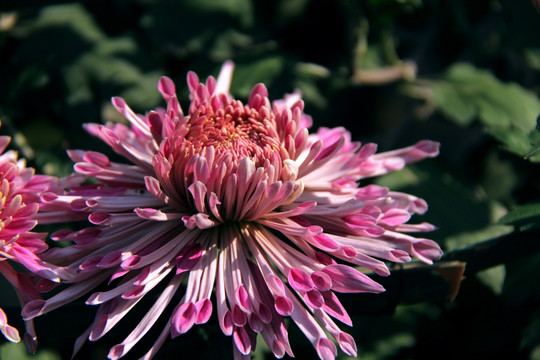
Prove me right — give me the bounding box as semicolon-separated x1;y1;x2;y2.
275;296;293;316
158;76;176;99
316;338;337;360
321;291;352;326
380;208;411;226
171;302;197;336
338;332;358;357
235;285;251;312
232;305;247;327
175;243;203;274
304;289;324;308
342;214;377;229
195;299;212;325
233;327;251;355
288;268;314;292
22;300;46;320
311;271;332;291
322;264;385;293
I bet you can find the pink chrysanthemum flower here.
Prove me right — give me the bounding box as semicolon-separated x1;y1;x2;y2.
0;128;64;349
24;62;441;359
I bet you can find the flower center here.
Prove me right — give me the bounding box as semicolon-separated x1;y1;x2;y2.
186;100;283;166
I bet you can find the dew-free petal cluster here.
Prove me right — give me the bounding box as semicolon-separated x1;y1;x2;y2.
24;62;442;359
0;129;69;350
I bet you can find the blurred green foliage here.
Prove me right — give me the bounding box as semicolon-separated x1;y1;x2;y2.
1;0;540;359
0;342;60;360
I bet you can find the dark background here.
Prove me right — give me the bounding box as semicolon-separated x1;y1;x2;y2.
1;1;540;359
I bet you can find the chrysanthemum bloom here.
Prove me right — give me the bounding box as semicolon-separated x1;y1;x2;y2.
24;62;441;359
0;128;66;350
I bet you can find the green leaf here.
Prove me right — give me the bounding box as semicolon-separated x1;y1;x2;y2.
359;332;416;360
184;0;254;28
525;48;540;72
120;71;163;111
0;342;60;360
524;127;540;161
35;3;104;43
499;203;540;228
230;57;285;98
276;0;312;26
95;37;138;56
533;346;540;360
434;63;540;131
487;126;532;155
445;224;512;252
429;63;540;158
207;29;253;61
292;62;330;109
431;79;477;125
476;265;506;295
